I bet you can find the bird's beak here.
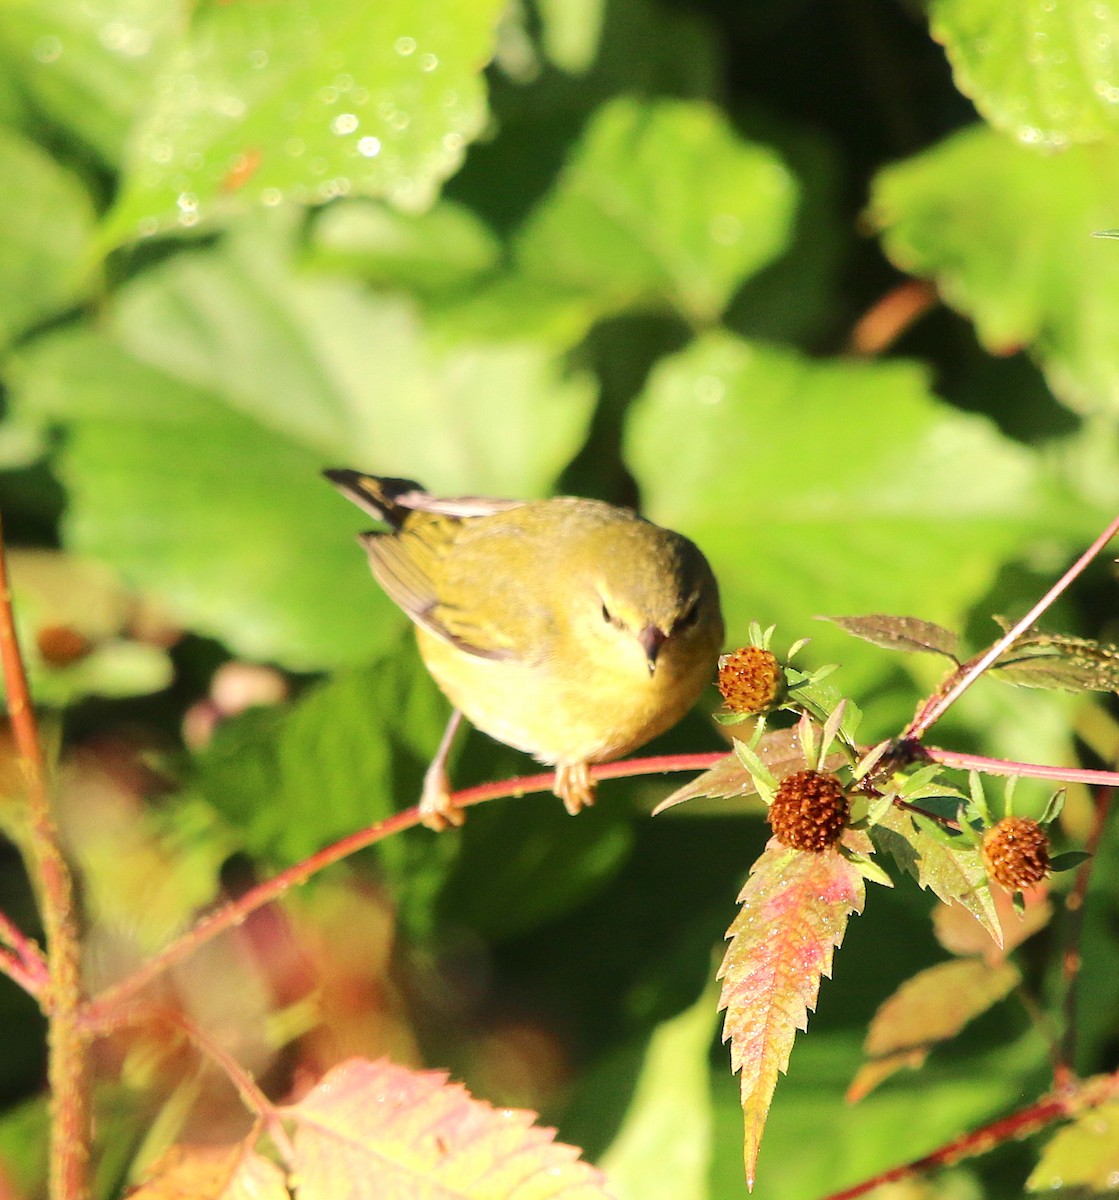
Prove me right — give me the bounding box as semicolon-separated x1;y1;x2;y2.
639;625;668;675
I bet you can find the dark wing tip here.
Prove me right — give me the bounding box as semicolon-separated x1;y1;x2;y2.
323;469;429;526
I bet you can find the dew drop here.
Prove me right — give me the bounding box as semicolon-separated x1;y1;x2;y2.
285;136;305;157
319;85;339;104
388;110;410;131
184;151;204;170
331;112;359;134
351;86;369;104
32;35;62;63
695;375;725;405
309;156;328;176
261;187;283;206
395;36;417;55
178;211;200;227
335;72;354;90
150;138;173;165
357;136;382;157
419;52;439;72
248;48;268;69
442;131;463;152
137;216;159;238
176;191;199;213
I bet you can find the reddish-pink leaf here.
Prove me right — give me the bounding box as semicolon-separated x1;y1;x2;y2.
820;614;960;660
283;1058;613;1200
847;957;1020;1102
718;839;865;1188
125;1141;288;1199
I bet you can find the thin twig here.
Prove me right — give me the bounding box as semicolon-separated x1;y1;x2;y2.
1056;783;1114;1089
0;945;43;997
921;746;1119;788
0;516;90;1200
83;750;725;1028
906;509;1119;740
0;909;48;989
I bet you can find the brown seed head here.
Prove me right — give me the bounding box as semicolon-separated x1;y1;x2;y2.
981;817;1051;891
769;768;849;852
718;647;785;715
36;624;92;668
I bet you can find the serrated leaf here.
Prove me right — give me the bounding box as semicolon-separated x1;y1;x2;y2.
1027;1099;1119;1192
992;627;1119;693
102;0;506;243
127;1141;288;1200
718;838;865;1187
847;957;1020;1102
930;0;1119;148
876;807;1002;945
652;729;811;815
283;1057;612;1199
515;97;797;324
872;125;1119;418
820;614;960;661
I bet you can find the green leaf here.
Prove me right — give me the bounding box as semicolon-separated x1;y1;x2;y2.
7;216;595;669
718;839;865;1187
848;957;1020;1101
0;128;96;351
306;198;501;295
535;0;607;73
872;125;1119;418
820;614;960;661
992;626;1119;693
1027;1098;1119;1192
877;807;1002;945
515;97;797;325
600;984;719;1200
1049;849;1092;872
102;0;506;244
930;0;1119;148
0;0;178;164
625;332;1064;669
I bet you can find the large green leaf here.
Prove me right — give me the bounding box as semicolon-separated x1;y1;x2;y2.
873;124;1119;418
0;128;96;351
102;0;505;244
625;331;1079;667
6;217;595;668
515;97;797;325
0;0;178;164
931;0;1119;147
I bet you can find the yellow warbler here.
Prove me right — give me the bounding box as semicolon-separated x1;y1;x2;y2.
325;469;724;828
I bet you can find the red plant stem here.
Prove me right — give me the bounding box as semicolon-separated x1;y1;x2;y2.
0;518;89;1200
906;509;1119;741
151;1006;295;1163
0;946;43;997
921;746;1119;788
1056;783;1114;1089
0;909;48;990
83;750;725;1028
820;1093;1072;1200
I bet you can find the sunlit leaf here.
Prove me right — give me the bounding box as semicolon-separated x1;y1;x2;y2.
992;626;1119;693
931;887;1051;964
718;838;865;1187
0;128;96;352
1027;1098;1119;1192
515;97;797;324
931;0;1119;147
600;984;718;1200
284;1057;612;1199
876;807;1002;945
820;615;960;662
102;0;506;243
872;124;1119;418
127;1141;288;1200
848;957;1020;1102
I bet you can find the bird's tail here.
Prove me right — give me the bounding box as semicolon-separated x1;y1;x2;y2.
322;469;428;530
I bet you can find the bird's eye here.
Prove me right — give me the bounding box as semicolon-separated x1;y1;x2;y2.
676;597;701;631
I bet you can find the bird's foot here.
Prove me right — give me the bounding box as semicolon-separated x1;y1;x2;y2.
419;760;466;831
554;762;596;815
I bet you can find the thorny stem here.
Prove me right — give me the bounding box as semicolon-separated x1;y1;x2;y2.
0;518;89;1200
905;509;1119;741
83;750;724;1028
1056;784;1114;1089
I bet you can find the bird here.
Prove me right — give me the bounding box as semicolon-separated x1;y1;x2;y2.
324;469;724;829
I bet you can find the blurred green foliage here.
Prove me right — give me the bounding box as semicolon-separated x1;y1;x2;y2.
1;0;1119;1196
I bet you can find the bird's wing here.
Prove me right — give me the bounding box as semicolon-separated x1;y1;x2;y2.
361;516;527;662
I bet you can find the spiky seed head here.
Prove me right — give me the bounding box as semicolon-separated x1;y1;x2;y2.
769;768;849;852
981;817;1051;891
718;647;785;715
